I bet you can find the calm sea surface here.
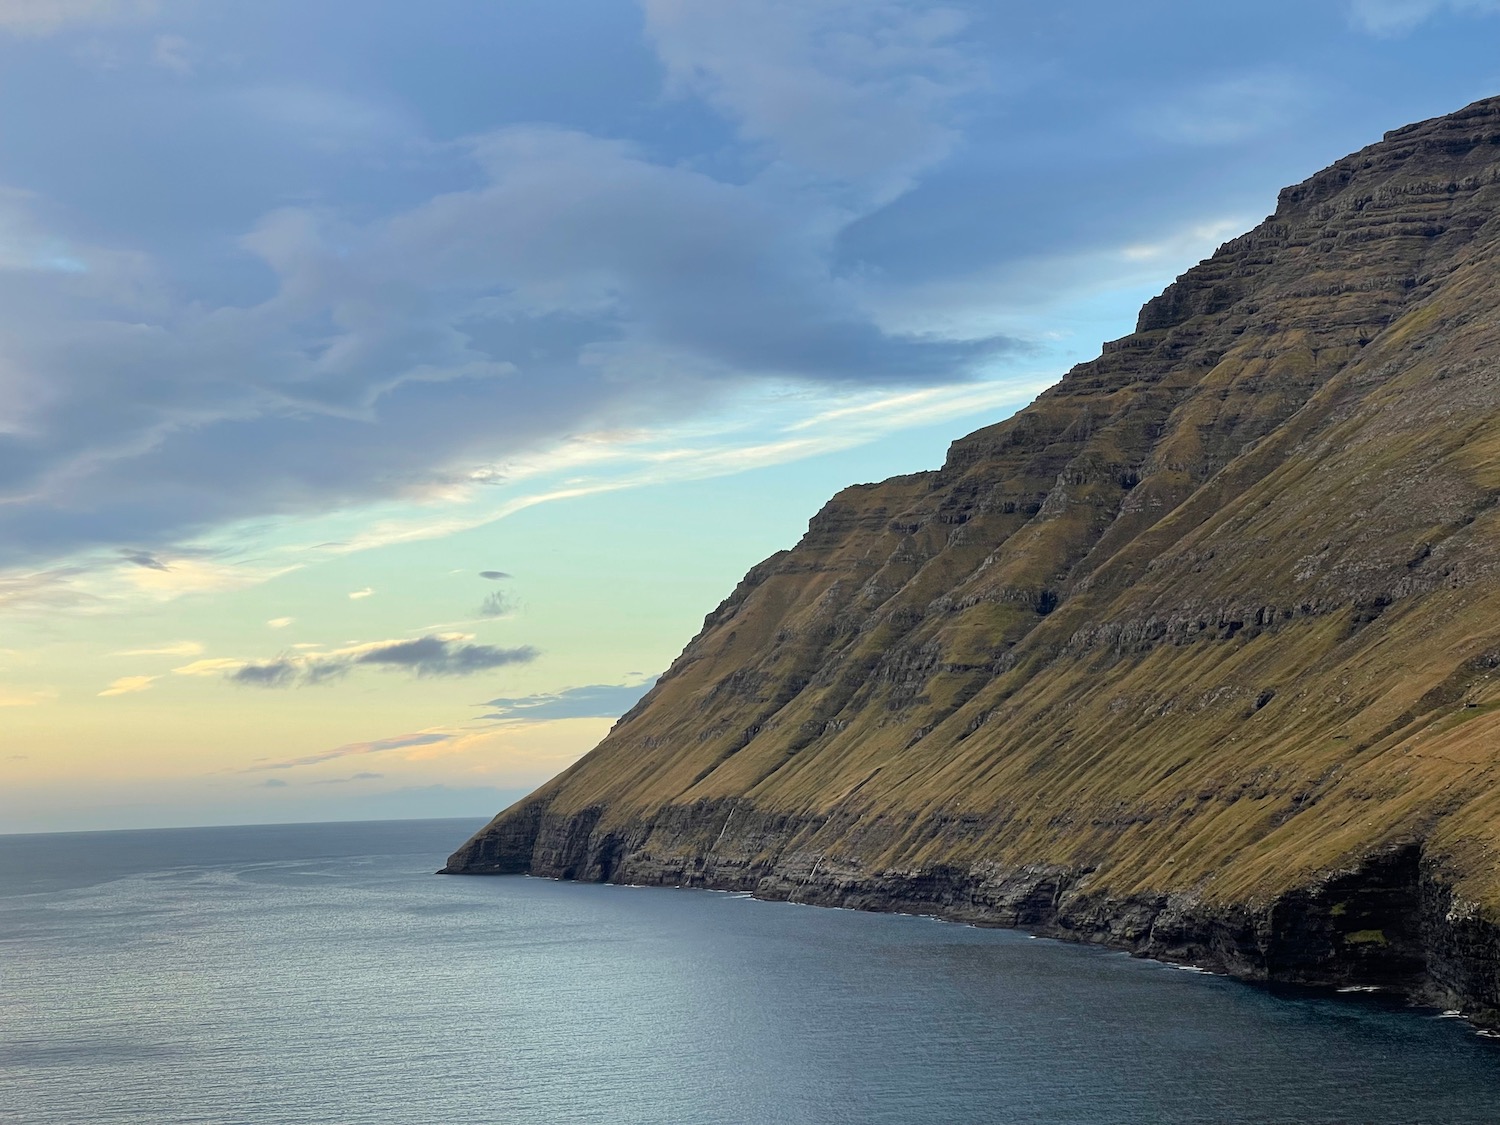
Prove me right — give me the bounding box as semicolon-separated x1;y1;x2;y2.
2;818;1499;1124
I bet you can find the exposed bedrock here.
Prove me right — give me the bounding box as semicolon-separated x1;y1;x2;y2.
446;799;1500;1022
446;97;1500;1025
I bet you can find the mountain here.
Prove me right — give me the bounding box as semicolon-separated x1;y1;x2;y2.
445;97;1500;1023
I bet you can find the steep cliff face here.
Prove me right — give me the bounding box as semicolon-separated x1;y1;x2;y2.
446;98;1500;1020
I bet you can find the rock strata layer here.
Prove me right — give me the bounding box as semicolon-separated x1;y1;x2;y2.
445;98;1500;1024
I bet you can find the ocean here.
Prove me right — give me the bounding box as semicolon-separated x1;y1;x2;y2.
2;817;1497;1124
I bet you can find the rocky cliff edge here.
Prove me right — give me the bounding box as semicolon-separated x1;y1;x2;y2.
446;97;1500;1023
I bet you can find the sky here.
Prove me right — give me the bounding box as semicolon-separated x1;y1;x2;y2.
0;0;1498;833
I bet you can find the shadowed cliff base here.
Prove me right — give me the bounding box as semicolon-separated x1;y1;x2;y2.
445;96;1500;1026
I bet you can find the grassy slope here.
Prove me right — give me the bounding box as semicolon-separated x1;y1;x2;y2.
468;98;1500;910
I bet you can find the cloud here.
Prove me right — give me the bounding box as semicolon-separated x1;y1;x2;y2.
150;32;192;73
1118;218;1250;265
226;633;540;688
249;729;455;771
237;83;420;154
229;661;297;687
0;0;160;37
0;4;1011;579
0;686;56;707
476;591;510;618
0;565;101;615
266;616;294;628
99;674;155;696
1349;0;1500;34
116;555;298;603
280;368;1047;573
478;570;510;580
260;777;288;788
481;679;657;723
643;0;977;197
113;640;202;657
1137;71;1311;145
348;587;374;600
172;657;245;677
356;636;538;675
121;551;171;572
313;771;384;785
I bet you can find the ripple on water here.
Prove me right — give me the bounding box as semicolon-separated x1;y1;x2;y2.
3;818;1499;1125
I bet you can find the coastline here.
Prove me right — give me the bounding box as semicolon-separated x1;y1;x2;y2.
441;796;1500;1035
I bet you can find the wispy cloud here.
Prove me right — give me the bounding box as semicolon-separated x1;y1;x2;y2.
0;686;57;707
0;0;161;37
313;771;384;785
299;377;1044;564
861;210;1256;342
1119;218;1249;265
1349;0;1500;35
248;730;455;771
172;657;249;677
481;679;657;724
226;634;539;688
121;551;171;572
1137;71;1313;145
150;32;193;73
119;555;302;600
112;640;203;657
99;674;155;697
476;591;511;619
644;0;979;198
0;546;300;620
0;361;1041;625
0;565;100;616
782;380;1049;435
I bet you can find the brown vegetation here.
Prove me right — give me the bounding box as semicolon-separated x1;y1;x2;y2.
447;96;1500;1018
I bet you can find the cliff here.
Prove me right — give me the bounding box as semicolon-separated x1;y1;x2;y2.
445;97;1500;1022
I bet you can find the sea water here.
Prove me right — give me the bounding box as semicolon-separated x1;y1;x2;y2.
2;818;1498;1124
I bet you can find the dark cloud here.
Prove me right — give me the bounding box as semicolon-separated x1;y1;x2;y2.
355;636;536;676
478;570;511;580
229;660;299;687
482;679;656;723
260;778;289;788
230;635;539;688
121;551;170;572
